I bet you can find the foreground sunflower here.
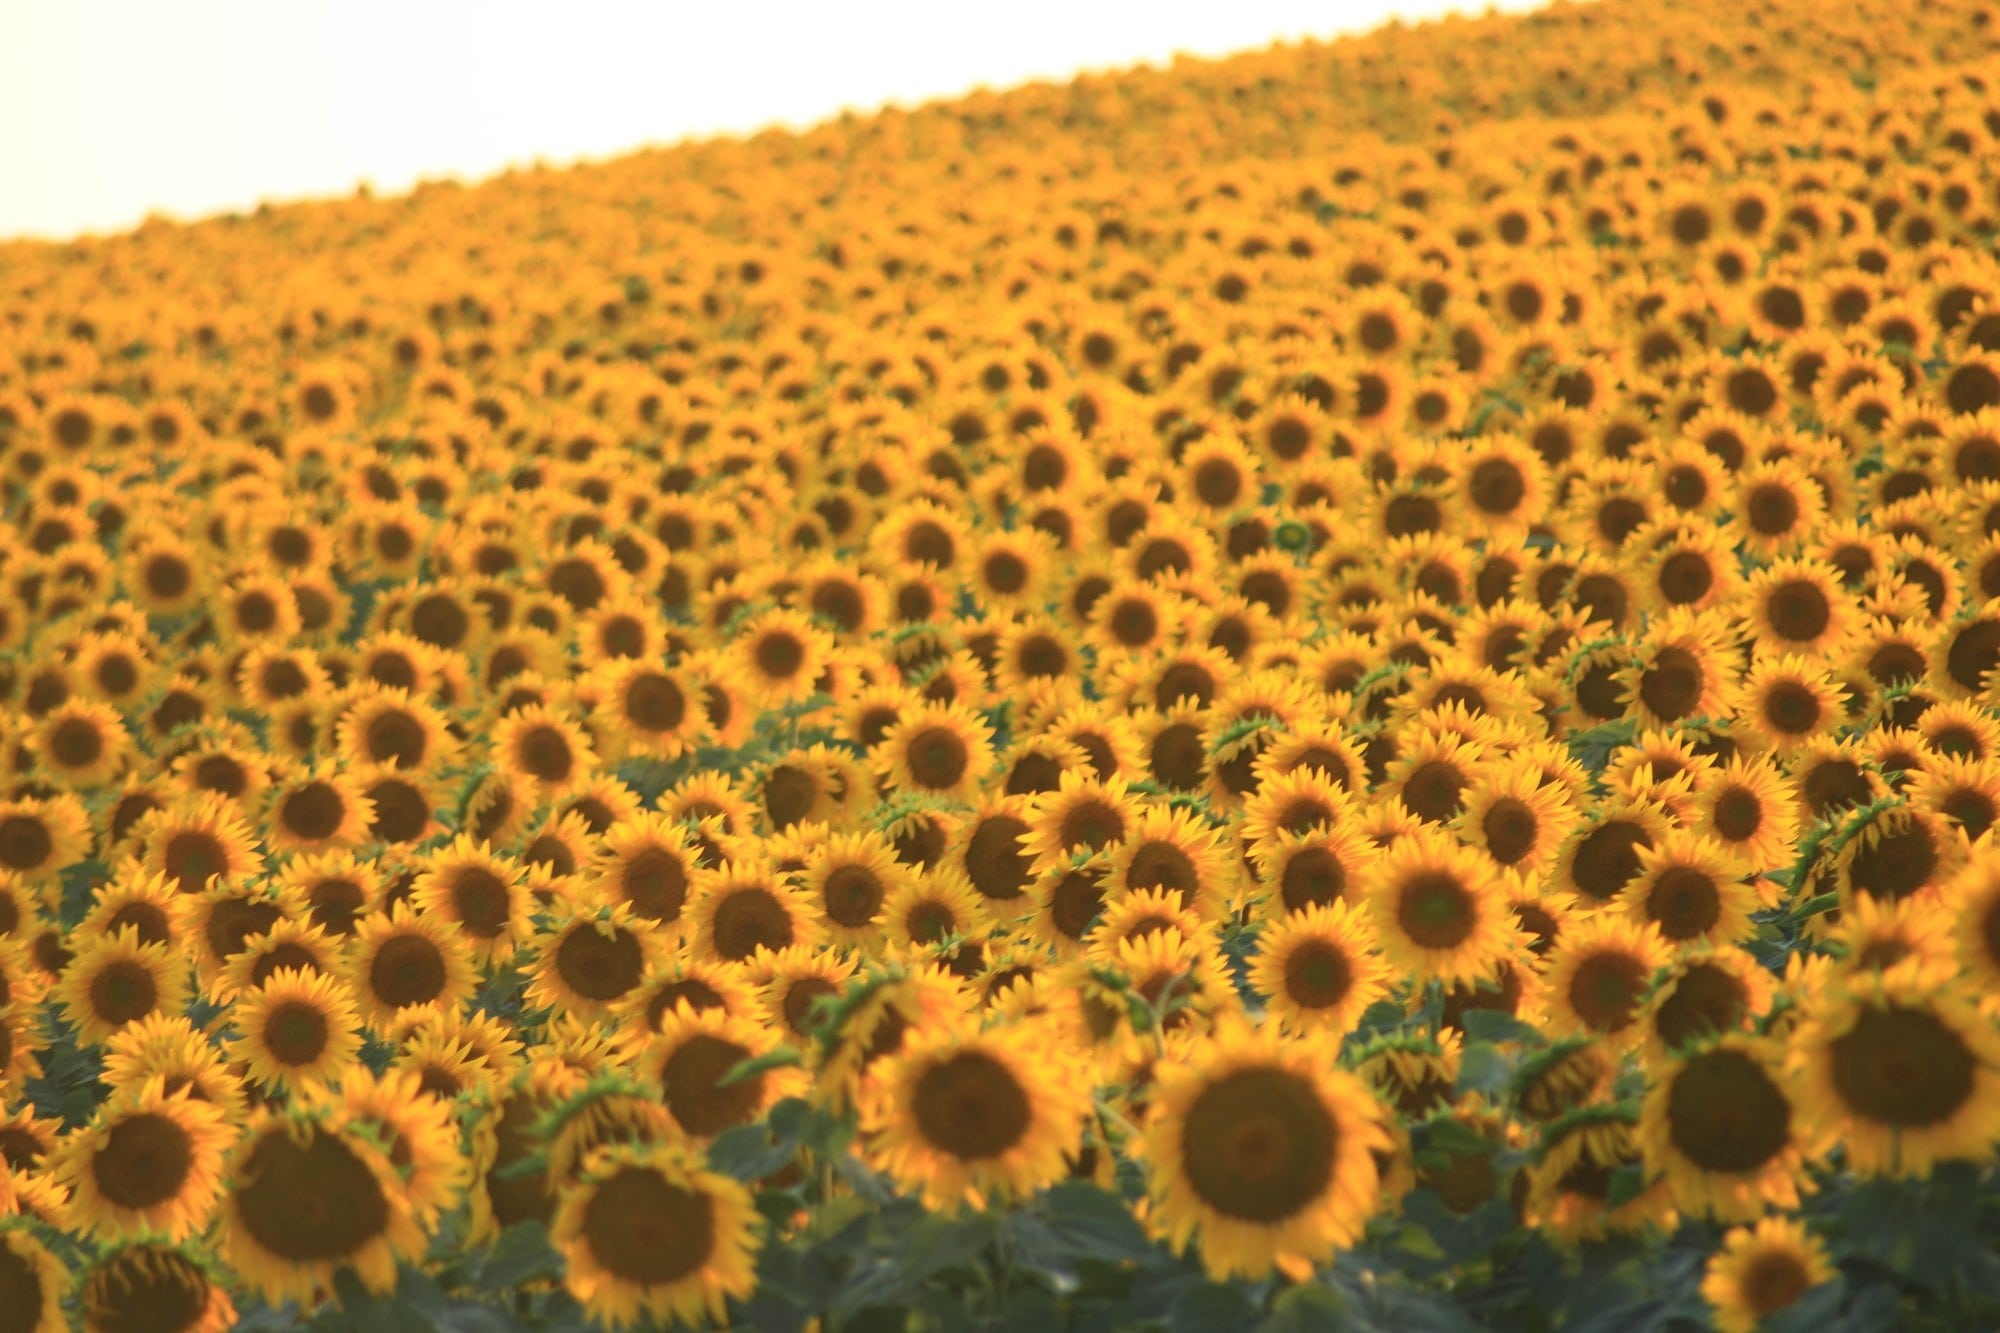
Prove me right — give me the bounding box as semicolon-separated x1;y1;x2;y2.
214;1103;426;1308
551;1139;761;1329
51;1077;235;1242
1136;1016;1391;1280
859;1015;1091;1212
1788;969;2000;1176
1637;1033;1809;1222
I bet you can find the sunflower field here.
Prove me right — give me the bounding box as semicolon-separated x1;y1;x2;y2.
4;0;2000;1328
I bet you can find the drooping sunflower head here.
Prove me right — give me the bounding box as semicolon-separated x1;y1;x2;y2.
80;1239;237;1333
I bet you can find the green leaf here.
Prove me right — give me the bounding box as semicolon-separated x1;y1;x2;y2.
1604;1163;1647;1209
707;1122;799;1182
1169;1282;1259;1333
477;1221;562;1294
1266;1282;1348;1332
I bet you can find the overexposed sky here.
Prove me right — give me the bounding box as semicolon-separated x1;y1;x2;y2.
1;0;1550;242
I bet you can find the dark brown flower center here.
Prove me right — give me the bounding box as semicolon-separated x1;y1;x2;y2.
912;1051;1031;1160
1665;1047;1791;1174
1181;1066;1336;1223
1396;871;1477;950
234;1127;391;1261
91;1112;194;1210
581;1166;714;1285
662;1035;762;1137
1829;1004;1976;1128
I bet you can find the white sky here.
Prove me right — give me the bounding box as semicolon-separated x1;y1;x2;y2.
0;0;1551;242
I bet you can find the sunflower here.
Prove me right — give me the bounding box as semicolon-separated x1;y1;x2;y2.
52;1077;234;1242
214;1103;426;1309
515;900;662;1021
261;762;375;855
1454;758;1574;880
1691;754;1801;873
136;794;263;896
1638;1033;1809;1223
1554;799;1675;905
1362;825;1516;988
585;657;706;763
1621;606;1741;728
216;916;340;1001
98;1011;247;1122
639;1005;807;1141
1831;803;1961;908
1825;892;1954;983
577;813;698;931
1239;764;1355;851
1623;831;1759;947
274;850;382;940
946;796;1043;913
1138;1016;1390;1280
1742;558;1858;658
1731;456;1825;558
1249;816;1381;917
79;863;180;955
491;702;598;802
0;794;90;883
1642;946;1778;1060
869;700;995;803
347;904;478;1031
1247;900;1389;1036
1740;655;1845;753
54;927;189;1046
1105;802;1234;922
1788;970;2000;1176
333;685;456;778
1702;1217;1837;1333
79;1239;237;1333
552;1138;761;1330
858;1014;1090;1213
686;861;821;966
883;868;991;954
1542;916;1676;1045
410;834;530;965
812;965;978;1113
28;697;128;789
229;967;364;1094
727;605;832;712
1019;769;1138;873
1454;434;1547;540
299;1066;468;1226
1521;1106;1670;1243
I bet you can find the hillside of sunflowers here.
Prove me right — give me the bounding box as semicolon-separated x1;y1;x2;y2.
7;0;2000;1327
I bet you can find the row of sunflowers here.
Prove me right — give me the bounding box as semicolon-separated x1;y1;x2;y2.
6;0;2000;1327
